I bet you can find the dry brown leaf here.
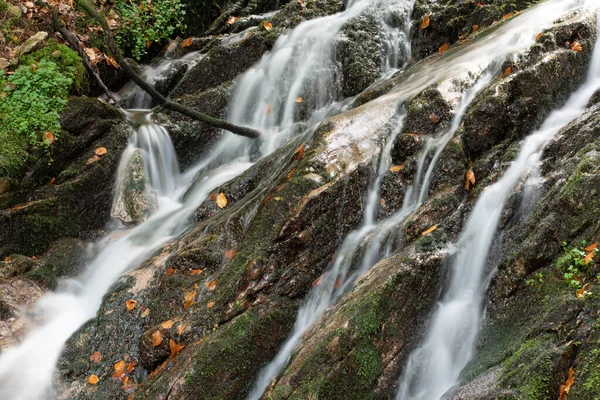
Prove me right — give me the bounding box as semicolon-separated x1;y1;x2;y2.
287;168;296;180
183;288;197;308
90;351;102;363
584;251;594;264
224;249;237;260
105;56;119;69
161;320;174;329
559;367;575;400
126;361;137;373
181;37;194;48
169;339;185;358
125;300;137;311
226;16;239;25
177;323;186;335
263;21;273;31
571;41;583;52
429;113;440;124
94;147;107;156
438;43;450;53
151;330;164;347
48;177;56;186
312;274;324;287
207;301;215;308
216;193;227;208
422;225;437;236
420;14;430;30
294;143;305;159
88;374;99;384
146;40;152;49
208;193;218;201
87;155;101;165
466;169;476;190
141;308;150;318
205;280;217;292
390;164;405;173
472;24;479;32
585;242;598;252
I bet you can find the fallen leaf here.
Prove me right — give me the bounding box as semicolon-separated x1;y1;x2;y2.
295;97;303;103
151;330;164;347
87;155;101;165
226;16;239;25
576;283;592;299
181;37;193;48
466;169;476;190
420;14;430;30
3;256;12;263
502;12;513;20
438;43;450;53
205;280;217;292
571;41;583;52
287;168;296;180
48;177;56;186
191;269;203;275
216;193;227;208
161;320;174;329
585;242;598;252
312;274;324;287
126;361;137;373
207;301;215;308
90;351;102;363
177;323;186;335
559;367;575;400
536;31;543;40
165;268;176;276
429;113;440;124
146;40;152;49
183;288;197;308
141;308;150;318
499;66;512;79
105;56;119;68
94;147;107;156
43;131;54;144
169;339;185;358
112;360;126;378
584;251;594;264
208;193;218;201
125;300;137;311
472;24;479;32
88;374;99;384
274;197;282;201
422;225;437;236
335;278;343;289
263;21;273;31
390;164;405;173
406;133;419;142
295;143;305;159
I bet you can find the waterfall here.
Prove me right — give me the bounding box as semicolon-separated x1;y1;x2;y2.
396;6;600;400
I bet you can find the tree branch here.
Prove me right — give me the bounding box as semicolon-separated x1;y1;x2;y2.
75;0;261;139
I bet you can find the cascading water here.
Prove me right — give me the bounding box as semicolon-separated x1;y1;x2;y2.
396;5;600;400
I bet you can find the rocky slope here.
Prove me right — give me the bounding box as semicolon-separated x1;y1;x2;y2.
0;0;599;399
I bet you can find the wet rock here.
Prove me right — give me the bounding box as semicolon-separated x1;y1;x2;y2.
15;31;47;58
111;149;155;225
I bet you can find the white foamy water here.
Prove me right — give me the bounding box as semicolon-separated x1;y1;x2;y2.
396;4;600;400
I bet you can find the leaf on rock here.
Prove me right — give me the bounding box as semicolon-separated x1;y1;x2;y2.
161;320;174;329
438;43;450;53
177;323;186;335
88;374;99;384
205;280;217;292
422;225;437;236
112;360;126;378
312;274;324;287
224;249;237;260
536;31;543;40
429;113;440;124
576;283;592;299
94;147;108;156
571;41;583;52
472;24;479;32
43;131;54;144
420;14;430;30
585;242;598;252
226;16;239;25
584;251;594;264
105;56;119;69
169;339;185;359
499;67;512;79
502;12;513;20
263;21;273;31
90;351;102;363
126;362;137;373
466;169;476;190
295;143;305;159
165;268;176;276
151;330;164;347
183;287;197;308
216;193;227;208
559;367;575;400
208;193;218;201
390;164;405;173
141;308;150;318
191;269;203;275
87;155;101;165
125;300;137;311
295;97;303;103
207;301;215;308
181;38;193;48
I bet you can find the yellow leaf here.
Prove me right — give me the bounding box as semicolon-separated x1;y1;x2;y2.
390;165;405;173
141;308;150;318
207;301;215;308
466;169;476;190
274;197;282;201
161;320;174;329
181;37;193;48
216;193;227;208
177;323;186;335
295;97;303;103
420;14;430;30
183;288;197;308
585;242;598;252
422;225;437;236
263;21;273;31
169;339;185;358
205;280;217;292
571;41;583;52
559;367;575;400
125;299;137;311
88;374;99;384
438;43;450;53
94;147;107;156
226;16;239;25
535;31;543;41
152;330;164;347
90;351;102;363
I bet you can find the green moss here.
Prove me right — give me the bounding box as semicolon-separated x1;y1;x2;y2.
561;156;597;200
580;347;600;397
26;263;57;289
353;340;383;386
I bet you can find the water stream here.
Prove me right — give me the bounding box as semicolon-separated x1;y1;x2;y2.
396;5;600;400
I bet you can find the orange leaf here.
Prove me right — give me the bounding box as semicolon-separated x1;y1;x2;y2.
224;249;237;260
499;67;512;79
390;164;405;173
263;21;273;31
43;131;54;144
536;31;543;40
151;330;164;347
295;143;305;159
205;280;217;292
559;367;575;400
169;339;185;359
585;242;598;252
295;97;303;103
287;168;296;180
183;288;197;308
90;351;102;363
161;320;174;329
466;169;476;190
181;37;193;48
125;299;137;311
216;193;227;208
88;374;99;384
576;283;592;299
177;323;186;335
105;56;119;69
87;155;101;165
146;40;152;49
112;360;126;378
207;301;215;308
94;147;107;156
420;14;430;30
438;43;450;53
48;177;56;186
208;193;218;201
584;251;594;264
226;16;239;25
502;12;513;20
472;24;479;33
571;41;583;52
422;225;437;236
429;113;440;124
126;361;137;373
312;274;324;287
191;269;203;275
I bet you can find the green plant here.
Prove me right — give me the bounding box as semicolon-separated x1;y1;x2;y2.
114;0;186;60
0;60;72;177
0;0;9;12
526;272;544;287
557;241;598;290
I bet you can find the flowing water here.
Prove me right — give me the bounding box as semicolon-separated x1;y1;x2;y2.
396;5;600;400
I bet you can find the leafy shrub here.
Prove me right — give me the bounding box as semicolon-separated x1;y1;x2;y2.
115;0;186;60
0;0;8;12
0;60;72;177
